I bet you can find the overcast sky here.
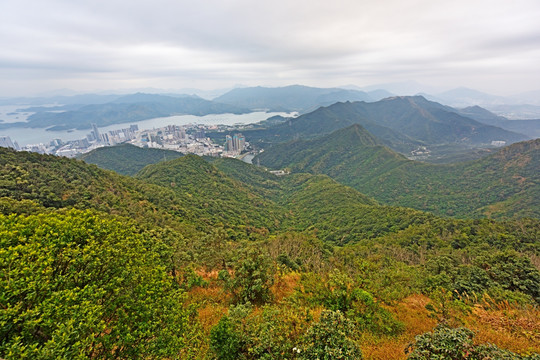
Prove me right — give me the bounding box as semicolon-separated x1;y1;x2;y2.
1;0;539;97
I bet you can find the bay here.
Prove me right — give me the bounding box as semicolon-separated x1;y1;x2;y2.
1;111;294;146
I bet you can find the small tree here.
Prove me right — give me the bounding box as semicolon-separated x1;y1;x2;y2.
228;249;274;305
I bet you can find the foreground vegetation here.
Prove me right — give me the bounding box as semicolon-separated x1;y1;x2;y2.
1;146;539;359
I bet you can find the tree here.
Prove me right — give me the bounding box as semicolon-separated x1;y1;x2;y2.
226;249;275;305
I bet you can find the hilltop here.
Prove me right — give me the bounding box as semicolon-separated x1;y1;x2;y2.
79;143;184;176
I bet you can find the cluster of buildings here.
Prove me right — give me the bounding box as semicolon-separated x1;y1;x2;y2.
0;136;19;150
1;124;249;159
224;133;246;155
132;125;225;157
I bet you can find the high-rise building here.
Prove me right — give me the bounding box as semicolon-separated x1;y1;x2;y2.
225;135;233;152
194;129;206;139
92;124;100;143
0;136;18;150
233;133;245;152
225;133;246;153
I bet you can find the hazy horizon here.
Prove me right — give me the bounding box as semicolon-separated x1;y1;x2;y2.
2;0;540;97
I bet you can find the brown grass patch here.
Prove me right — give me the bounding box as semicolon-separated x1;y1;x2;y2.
271;271;301;302
361;294;437;360
198;304;228;333
468;304;540;355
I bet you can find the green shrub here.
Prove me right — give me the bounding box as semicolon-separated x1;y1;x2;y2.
298;270;404;336
300;310;362;360
209;315;243;360
405;324;539;359
0;210;195;359
228;249;275;305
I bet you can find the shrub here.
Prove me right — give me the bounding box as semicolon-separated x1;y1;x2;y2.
0;210;195;359
299;270;404;336
228;249;275;305
405;324;540;359
300;310;363;360
209;315;243;360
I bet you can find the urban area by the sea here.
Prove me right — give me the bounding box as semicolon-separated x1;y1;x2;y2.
0;122;249;159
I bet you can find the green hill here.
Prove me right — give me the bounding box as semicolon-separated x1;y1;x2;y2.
230;96;527;154
135;155;285;234
0;147;198;231
0;146;439;244
208;155;434;244
79;143;184;176
256;125;540;219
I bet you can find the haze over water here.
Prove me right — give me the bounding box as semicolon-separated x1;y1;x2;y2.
0;110;294;147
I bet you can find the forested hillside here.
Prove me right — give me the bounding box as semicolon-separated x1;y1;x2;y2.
229;96;528;154
256;125;540;219
79;143;184;176
1;147;539;359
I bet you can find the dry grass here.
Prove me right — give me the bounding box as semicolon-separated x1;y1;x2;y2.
361;294;437;360
469;302;540;355
184;270;539;359
271;271;301;302
360;294;540;359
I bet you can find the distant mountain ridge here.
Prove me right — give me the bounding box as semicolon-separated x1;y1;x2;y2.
456;106;540;138
0;93;250;131
213;85;374;113
256;125;540;219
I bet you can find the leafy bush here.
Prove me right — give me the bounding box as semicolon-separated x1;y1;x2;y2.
210;304;310;360
0;210;195;359
476;251;540;303
405;325;540;359
181;267;209;290
422;250;540;305
300;310;362;360
298;270;404;336
226;249;275;305
425;288;472;327
209;315;243;360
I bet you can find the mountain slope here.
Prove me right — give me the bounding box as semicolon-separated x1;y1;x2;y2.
79;143;184;176
209;156;433;244
256;125;540;219
237;96;527;154
457;106;540;138
0;147;195;230
135;155;285;233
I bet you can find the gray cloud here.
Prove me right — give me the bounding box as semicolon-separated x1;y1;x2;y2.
1;0;539;96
